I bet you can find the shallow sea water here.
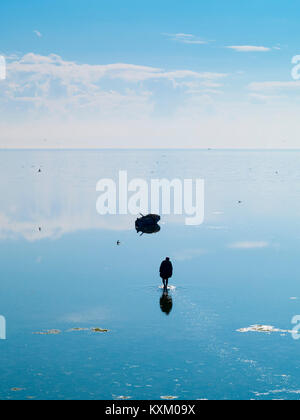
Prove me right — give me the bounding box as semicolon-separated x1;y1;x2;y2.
1;149;300;400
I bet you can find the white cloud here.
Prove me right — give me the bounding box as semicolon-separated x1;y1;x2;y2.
8;53;225;83
1;53;227;124
1;52;300;149
172;79;224;95
164;33;207;45
227;46;271;52
0;210;134;242
34;30;42;38
248;93;287;104
229;242;269;249
249;81;300;91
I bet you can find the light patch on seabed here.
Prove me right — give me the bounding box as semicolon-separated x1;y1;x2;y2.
238;359;257;366
62;307;109;323
237;325;293;334
253;389;300;397
158;285;176;291
0;316;6;340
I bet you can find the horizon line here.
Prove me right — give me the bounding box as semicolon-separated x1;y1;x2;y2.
1;147;300;152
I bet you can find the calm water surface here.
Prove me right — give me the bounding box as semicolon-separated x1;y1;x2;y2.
1;150;300;400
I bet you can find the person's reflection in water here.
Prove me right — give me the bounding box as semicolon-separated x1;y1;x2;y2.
160;290;173;316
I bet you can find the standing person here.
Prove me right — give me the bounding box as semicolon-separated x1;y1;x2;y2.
160;257;173;290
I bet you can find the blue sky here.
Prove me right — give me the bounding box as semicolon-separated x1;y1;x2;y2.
0;0;300;148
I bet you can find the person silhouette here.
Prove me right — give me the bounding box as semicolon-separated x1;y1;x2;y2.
160;290;173;315
160;257;173;291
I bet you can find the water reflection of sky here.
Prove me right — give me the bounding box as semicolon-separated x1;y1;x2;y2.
1;150;300;400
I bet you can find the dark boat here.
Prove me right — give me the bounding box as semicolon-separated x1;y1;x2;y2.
135;214;161;235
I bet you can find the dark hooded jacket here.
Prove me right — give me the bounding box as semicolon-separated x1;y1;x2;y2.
160;259;173;279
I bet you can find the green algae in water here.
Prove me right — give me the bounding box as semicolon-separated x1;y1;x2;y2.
92;328;109;333
67;327;109;333
33;328;109;335
67;328;90;332
33;330;62;335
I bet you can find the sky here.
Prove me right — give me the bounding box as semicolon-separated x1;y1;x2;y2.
0;0;300;148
